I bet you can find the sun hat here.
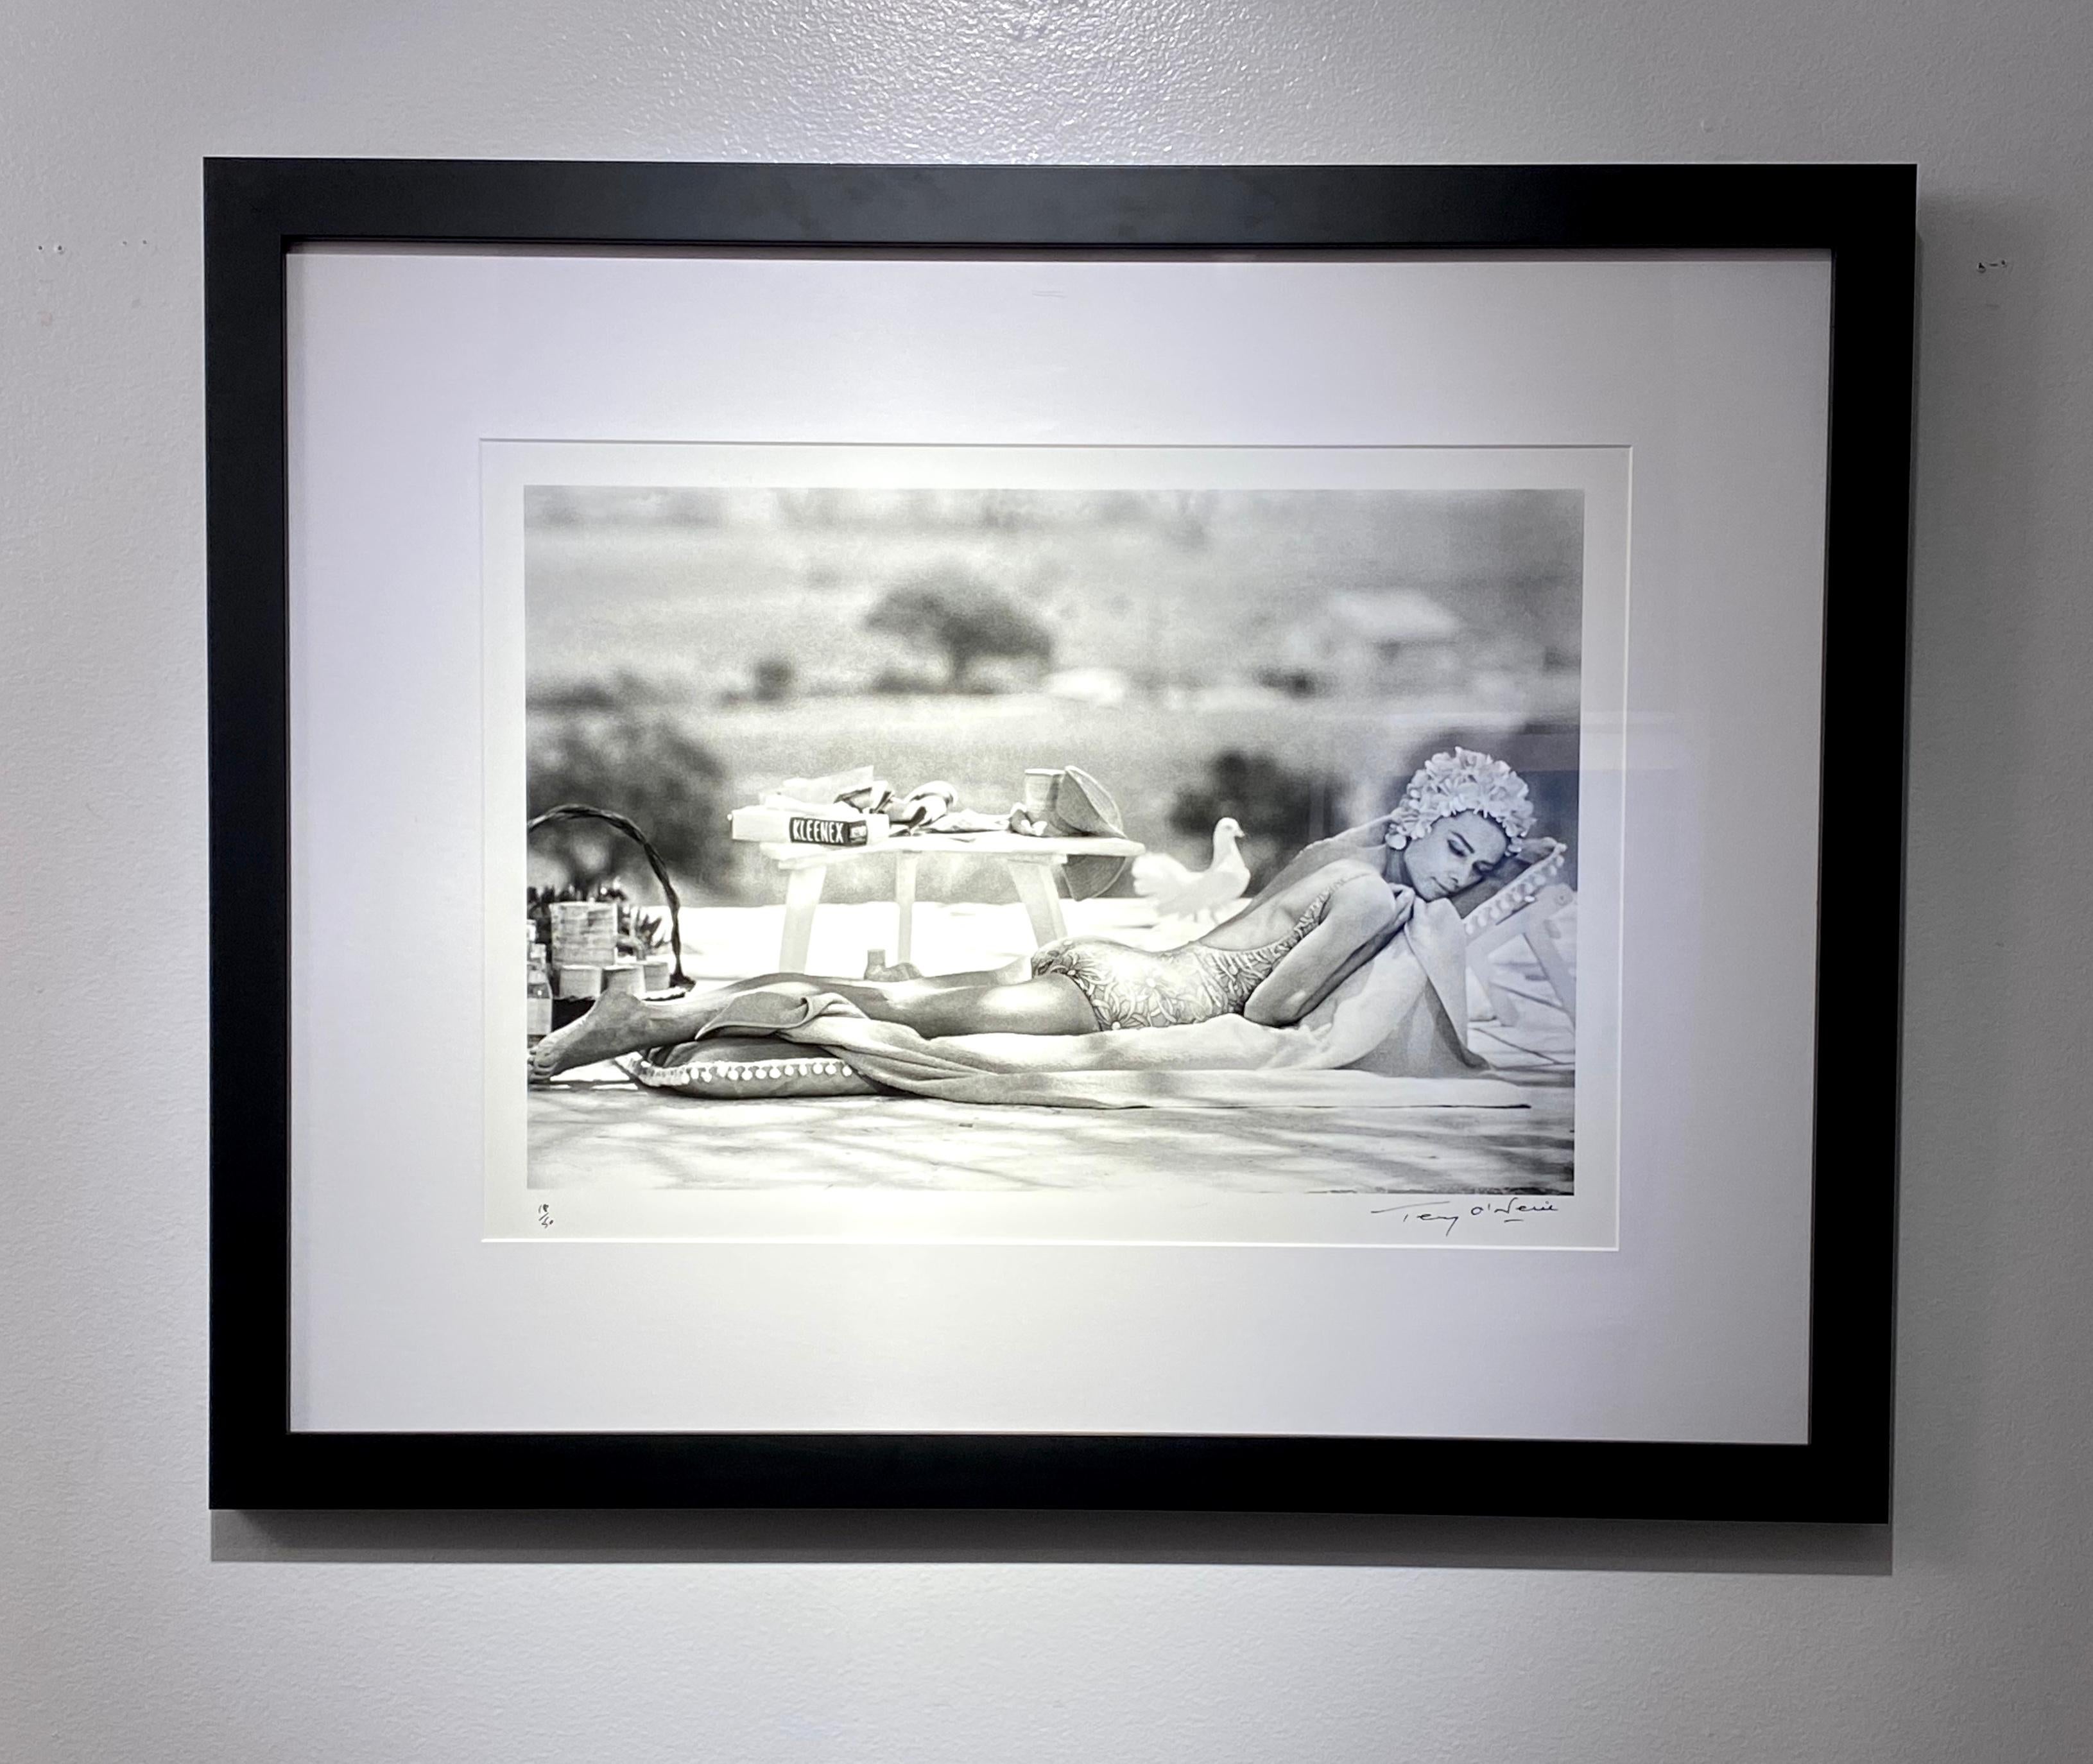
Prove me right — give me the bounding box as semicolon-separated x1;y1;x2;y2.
1044;765;1130;899
1044;765;1124;838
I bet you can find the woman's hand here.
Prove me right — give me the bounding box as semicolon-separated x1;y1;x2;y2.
1348;811;1404;849
1300;813;1399;868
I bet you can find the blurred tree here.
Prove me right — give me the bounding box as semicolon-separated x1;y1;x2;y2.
865;566;1054;690
528;714;730;890
1164;489;1216;549
751;655;797;703
1169;748;1346;887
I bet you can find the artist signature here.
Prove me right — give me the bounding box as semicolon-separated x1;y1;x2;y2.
1370;1197;1561;1238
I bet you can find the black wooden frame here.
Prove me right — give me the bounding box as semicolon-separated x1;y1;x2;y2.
207;160;1914;1518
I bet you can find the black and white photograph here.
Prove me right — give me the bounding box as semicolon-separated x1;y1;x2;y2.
503;447;1623;1243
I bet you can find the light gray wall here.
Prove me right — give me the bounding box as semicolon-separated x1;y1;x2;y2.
5;3;2090;1759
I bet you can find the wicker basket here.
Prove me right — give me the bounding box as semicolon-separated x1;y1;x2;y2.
526;804;691;1016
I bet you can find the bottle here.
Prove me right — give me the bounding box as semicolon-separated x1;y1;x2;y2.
526;931;554;1047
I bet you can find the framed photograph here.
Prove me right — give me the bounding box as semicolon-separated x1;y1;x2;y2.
209;161;1913;1517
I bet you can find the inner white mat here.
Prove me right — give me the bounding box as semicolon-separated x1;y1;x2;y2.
288;248;1829;1439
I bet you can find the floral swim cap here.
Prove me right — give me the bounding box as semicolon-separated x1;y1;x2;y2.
1384;748;1535;856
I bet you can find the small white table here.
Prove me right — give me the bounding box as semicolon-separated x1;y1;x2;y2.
757;832;1146;971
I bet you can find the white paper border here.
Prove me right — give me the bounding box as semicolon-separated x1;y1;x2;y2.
483;442;1627;1249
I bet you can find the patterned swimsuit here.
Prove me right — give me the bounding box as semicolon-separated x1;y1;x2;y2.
1029;891;1333;1031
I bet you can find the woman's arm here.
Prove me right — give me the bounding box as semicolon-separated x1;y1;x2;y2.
1242;874;1415;1027
1244;814;1399;907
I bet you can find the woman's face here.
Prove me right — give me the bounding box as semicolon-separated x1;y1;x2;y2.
1393;811;1510;901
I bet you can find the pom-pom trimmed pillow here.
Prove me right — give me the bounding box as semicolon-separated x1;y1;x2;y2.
621;1035;879;1099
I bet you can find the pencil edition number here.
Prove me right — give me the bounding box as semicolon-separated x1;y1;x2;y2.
537;1204;554;1230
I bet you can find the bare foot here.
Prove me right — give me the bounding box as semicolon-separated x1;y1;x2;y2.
530;989;664;1078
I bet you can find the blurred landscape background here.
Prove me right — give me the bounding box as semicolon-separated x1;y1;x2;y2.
525;484;1585;910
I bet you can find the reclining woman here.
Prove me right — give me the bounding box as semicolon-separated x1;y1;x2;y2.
530;748;1535;1078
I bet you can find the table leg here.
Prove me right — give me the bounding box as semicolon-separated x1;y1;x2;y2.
893;850;919;966
1008;859;1067;947
779;864;826;972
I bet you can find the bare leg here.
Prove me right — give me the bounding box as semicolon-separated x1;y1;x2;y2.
861;975;1096;1039
530;967;1095;1076
741;969;1097;1034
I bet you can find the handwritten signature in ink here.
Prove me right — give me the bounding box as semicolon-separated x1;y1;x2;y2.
1369;1197;1562;1237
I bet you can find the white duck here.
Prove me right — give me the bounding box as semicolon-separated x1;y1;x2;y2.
1133;817;1252;924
